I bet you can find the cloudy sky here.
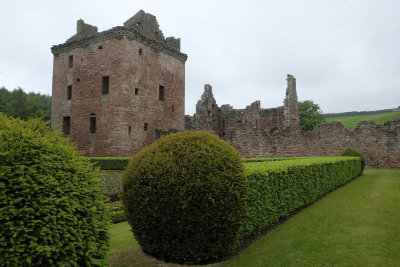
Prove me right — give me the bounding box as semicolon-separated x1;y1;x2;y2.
1;0;399;115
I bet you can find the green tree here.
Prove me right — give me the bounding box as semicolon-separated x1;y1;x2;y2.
299;100;326;131
0;87;11;114
0;87;51;121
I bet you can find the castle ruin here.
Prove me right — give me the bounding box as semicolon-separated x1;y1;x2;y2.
51;10;400;168
185;74;300;138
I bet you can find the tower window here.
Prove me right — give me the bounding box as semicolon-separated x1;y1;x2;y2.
144;123;148;131
129;126;131;134
139;48;142;55
63;116;70;135
159;85;165;101
98;45;102;49
172;105;175;112
135;88;139;95
67;85;72;100
102;76;109;95
68;55;73;68
90;114;96;134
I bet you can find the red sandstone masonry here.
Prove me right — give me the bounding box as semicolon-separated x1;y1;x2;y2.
227;120;400;168
186;76;400;168
51;12;186;156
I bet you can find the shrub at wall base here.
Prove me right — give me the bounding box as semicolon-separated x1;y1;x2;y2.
0;113;109;266
122;131;247;264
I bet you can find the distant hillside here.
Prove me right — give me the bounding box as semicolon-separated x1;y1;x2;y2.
324;107;400;118
326;110;400;130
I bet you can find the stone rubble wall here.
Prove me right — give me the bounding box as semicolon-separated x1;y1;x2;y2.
227;119;400;168
186;76;400;168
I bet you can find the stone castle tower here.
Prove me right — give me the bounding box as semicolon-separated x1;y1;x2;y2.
51;10;187;156
185;74;300;139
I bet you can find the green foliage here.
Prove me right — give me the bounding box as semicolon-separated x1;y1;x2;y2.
108;169;400;267
88;157;130;170
299;100;327;131
383;120;391;126
108;201;126;224
0;87;51;121
339;148;365;175
122;130;247;264
100;172;122;202
240;157;361;239
0;113;109;266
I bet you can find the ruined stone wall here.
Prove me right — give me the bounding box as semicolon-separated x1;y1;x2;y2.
186;75;400;168
185;83;289;139
228;119;400;168
52;11;186;156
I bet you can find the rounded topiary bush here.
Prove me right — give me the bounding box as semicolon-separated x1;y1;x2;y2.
122;130;247;264
340;148;366;175
0;113;109;266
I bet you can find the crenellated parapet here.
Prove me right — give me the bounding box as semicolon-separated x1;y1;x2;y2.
51;10;187;62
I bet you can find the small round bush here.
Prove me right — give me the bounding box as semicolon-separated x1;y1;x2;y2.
0;114;109;266
340;148;366;175
122;131;247;264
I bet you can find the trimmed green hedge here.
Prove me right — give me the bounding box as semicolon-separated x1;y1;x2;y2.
0;113;109;266
88;157;130;170
88;156;312;169
339;148;366;175
240;156;361;239
108;201;126;224
122;131;247;264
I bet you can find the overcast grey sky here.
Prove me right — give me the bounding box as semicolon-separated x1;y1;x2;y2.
1;0;399;115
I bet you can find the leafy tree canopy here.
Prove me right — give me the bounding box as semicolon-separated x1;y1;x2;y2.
299;100;326;131
0;86;51;121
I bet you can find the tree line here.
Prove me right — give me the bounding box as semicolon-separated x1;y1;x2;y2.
0;87;51;121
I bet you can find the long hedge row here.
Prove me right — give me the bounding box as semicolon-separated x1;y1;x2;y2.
88;157;131;170
89;156;304;170
240;156;361;239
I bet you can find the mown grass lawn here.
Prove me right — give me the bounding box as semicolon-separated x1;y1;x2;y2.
108;169;400;266
326;111;400;130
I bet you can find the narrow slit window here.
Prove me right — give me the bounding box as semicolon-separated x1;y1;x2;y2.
128;126;131;134
144;123;148;131
63;116;70;135
67;85;72;100
159;85;165;101
68;55;73;68
135;88;139;95
172;105;175;112
102;76;109;95
76;78;80;82
139;48;142;55
98;45;102;49
90;115;96;134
